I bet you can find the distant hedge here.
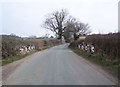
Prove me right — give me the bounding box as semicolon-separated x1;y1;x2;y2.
85;33;119;61
1;35;61;59
32;38;61;51
69;33;119;62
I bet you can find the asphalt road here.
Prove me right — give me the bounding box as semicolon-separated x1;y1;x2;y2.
2;44;116;85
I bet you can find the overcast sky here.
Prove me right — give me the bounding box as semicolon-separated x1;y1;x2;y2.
0;0;119;37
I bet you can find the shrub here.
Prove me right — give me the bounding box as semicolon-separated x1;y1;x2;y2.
69;33;119;62
84;33;119;61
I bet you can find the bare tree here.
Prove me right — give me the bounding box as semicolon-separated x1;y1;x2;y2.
43;9;68;39
43;10;91;41
65;16;91;40
75;22;91;34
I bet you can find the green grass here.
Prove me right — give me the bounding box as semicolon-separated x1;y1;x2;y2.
2;45;55;66
2;50;37;66
69;47;119;76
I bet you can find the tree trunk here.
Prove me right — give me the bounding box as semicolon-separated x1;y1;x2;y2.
58;28;62;40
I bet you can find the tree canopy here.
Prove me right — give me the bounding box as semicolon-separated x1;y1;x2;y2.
43;9;91;41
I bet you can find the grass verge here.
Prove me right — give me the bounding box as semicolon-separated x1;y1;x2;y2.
2;50;37;66
69;47;119;77
2;45;54;66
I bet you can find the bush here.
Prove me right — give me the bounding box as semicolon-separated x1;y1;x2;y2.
69;41;78;47
69;33;119;62
1;34;61;60
2;35;23;59
84;33;119;61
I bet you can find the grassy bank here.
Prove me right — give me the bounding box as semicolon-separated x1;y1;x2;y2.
69;47;118;77
2;45;54;66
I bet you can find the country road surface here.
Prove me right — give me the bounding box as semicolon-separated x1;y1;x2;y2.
2;44;117;85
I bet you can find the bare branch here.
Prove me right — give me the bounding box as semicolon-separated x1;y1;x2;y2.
43;9;69;39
